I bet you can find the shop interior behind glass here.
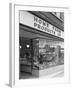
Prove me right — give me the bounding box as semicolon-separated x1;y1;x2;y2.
19;36;64;79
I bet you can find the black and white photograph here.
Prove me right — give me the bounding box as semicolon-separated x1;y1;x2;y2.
9;4;70;87
19;10;64;79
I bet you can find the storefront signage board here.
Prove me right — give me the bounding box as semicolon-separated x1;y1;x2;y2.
20;11;64;38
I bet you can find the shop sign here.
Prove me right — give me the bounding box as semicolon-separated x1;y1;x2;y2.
34;16;63;37
20;11;64;38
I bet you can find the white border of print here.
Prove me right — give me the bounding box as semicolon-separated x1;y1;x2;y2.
9;3;70;87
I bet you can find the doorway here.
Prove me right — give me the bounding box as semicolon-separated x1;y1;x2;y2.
19;37;34;79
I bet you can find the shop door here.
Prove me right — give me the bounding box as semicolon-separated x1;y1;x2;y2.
19;37;33;74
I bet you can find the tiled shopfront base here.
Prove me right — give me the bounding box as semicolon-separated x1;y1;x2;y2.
32;64;64;78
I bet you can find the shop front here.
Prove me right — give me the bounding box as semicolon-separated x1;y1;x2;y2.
19;11;64;79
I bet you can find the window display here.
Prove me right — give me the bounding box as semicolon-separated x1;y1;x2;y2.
33;38;64;70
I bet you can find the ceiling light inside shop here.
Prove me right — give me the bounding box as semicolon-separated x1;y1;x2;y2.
20;45;22;49
26;45;30;48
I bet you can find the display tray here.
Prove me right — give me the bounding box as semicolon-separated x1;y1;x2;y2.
33;61;64;70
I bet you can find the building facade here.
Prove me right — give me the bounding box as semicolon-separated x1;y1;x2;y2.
19;11;64;79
